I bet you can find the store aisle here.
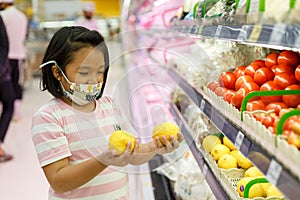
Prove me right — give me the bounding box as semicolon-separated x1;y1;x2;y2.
0;40;128;200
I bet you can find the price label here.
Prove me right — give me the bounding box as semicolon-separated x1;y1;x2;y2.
266;159;282;186
215;25;222;38
200;99;205;111
249;25;262;42
269;24;286;45
234;131;244;150
190;25;199;34
202;163;208;177
237;25;249;41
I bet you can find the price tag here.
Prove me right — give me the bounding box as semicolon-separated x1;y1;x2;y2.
237;25;249;41
249;25;262;42
266;159;282;186
234;131;244;150
202;163;208;177
200;99;205;111
215;25;222;38
269;24;286;45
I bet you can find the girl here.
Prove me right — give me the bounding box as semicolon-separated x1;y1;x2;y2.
31;26;183;199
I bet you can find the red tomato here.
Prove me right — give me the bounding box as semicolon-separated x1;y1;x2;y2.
282;84;300;107
223;90;236;103
244;63;261;78
278;50;300;67
233;65;246;78
273;64;294;75
218;71;236;90
265;52;279;68
235;75;254;90
254;67;275;85
279;108;295;117
260;81;283;104
252;59;266;68
246;100;265;112
231;87;250;109
261;115;275;128
295;65;300;82
207;81;220;92
265;102;288;116
274;72;297;89
214;86;226;97
241;81;260;92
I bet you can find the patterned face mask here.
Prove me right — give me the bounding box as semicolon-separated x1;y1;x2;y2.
40;60;103;105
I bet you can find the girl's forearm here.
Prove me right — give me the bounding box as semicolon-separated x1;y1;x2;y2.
48;158;107;193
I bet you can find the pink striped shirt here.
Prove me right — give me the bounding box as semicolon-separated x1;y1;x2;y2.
31;96;136;200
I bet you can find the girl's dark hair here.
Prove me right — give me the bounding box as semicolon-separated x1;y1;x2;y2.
41;26;109;99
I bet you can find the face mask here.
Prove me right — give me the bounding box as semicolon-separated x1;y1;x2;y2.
40;60;103;105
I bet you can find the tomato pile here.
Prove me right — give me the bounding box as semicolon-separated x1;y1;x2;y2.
207;50;300;149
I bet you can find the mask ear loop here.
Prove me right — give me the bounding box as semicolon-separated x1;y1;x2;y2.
39;60;58;68
40;60;73;85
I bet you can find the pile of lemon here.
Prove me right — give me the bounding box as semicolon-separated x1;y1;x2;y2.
237;167;284;198
202;134;284;199
202;134;253;170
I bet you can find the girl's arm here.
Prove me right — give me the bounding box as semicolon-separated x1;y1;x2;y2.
129;133;184;165
42;144;133;193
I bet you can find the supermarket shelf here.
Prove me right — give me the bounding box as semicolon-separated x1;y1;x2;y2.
169;103;230;200
170;21;300;51
168;67;300;200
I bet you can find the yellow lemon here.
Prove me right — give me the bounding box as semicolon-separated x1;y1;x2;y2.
266;185;284;198
152;122;179;145
244;166;264;178
202;135;221;153
217;154;237;169
109;130;135;155
237;177;264;198
248;183;265;198
237;177;253;197
210;144;230;161
260;182;271;197
223;136;236;150
230;150;253;169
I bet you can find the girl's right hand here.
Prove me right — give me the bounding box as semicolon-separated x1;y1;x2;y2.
97;142;133;167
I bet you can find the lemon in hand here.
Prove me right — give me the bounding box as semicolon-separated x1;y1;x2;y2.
152;122;179;145
109;130;135;155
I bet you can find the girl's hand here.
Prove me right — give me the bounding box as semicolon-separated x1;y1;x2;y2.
97;142;134;167
152;132;184;154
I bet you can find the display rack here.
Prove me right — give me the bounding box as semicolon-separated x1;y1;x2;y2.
169;103;231;199
168;67;300;200
171;21;300;51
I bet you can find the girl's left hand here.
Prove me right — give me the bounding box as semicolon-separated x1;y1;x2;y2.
152;132;184;154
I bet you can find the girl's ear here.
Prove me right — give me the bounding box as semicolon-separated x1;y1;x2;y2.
52;66;62;81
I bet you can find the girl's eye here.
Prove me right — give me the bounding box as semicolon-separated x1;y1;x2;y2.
78;72;89;75
98;71;104;75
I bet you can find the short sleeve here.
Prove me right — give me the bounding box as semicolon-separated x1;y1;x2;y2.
31;109;71;167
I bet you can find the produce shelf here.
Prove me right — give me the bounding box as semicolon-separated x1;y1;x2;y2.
168;67;300;200
169;103;231;200
170;22;300;50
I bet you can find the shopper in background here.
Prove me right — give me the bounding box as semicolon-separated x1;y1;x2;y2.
0;15;15;162
75;1;100;32
31;26;183;199
0;0;28;121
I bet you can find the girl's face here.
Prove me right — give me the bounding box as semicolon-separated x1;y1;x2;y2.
61;47;105;92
